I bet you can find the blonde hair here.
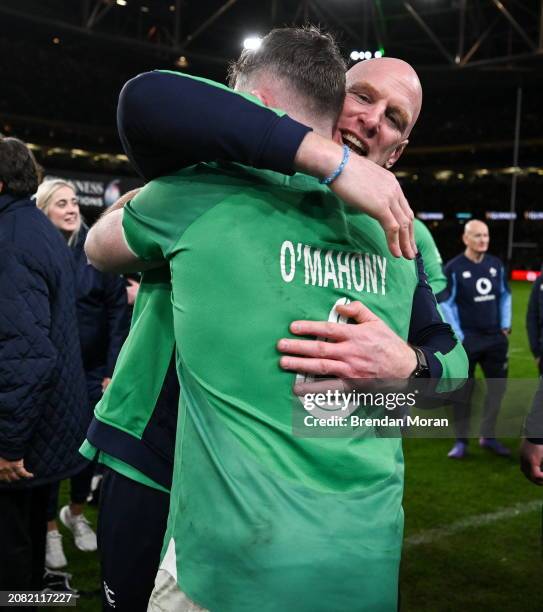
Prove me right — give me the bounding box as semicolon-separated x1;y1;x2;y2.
36;179;81;246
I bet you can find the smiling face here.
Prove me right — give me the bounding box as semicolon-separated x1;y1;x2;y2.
46;185;80;238
336;57;422;168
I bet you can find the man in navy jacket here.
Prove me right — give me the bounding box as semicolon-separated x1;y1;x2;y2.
526;270;543;374
520;270;543;484
440;220;512;458
0;137;88;589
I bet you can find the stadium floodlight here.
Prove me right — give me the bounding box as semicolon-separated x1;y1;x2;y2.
116;0;127;5
243;36;262;50
175;56;189;69
351;49;384;62
434;170;454;180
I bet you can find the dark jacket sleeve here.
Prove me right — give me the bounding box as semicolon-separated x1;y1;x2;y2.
103;273;129;378
0;247;57;459
117;70;312;181
526;276;542;358
408;254;468;379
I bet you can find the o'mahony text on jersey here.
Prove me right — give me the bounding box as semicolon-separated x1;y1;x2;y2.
280;241;387;295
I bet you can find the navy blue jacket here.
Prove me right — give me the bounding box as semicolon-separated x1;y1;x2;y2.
526;273;543;443
0;194;88;488
72;227;129;404
117;70;311;182
527;274;543;360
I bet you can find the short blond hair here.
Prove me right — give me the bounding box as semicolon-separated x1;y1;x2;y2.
36;179;80;246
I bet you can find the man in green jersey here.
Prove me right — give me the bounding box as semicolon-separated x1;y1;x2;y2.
112;54;446;385
87;27;464;611
274;56;447;377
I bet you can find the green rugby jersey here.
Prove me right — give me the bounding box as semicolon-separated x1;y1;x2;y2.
80;212;451;498
122;162;435;611
79;266;175;492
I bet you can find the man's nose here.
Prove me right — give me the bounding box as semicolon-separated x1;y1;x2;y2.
358;104;383;135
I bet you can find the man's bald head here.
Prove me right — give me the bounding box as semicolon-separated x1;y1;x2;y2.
338;57;423;168
464;219;488;237
346;57;423;136
463;219;490;259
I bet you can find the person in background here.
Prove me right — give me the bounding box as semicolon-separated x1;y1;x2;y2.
440;220;512;459
520;266;543;484
526;265;543;377
36;179;129;569
0;137;88;591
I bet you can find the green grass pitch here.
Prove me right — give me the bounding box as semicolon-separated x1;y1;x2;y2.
59;281;542;611
402;281;542;611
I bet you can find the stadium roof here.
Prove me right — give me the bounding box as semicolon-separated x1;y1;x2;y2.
1;0;542;171
1;0;542;77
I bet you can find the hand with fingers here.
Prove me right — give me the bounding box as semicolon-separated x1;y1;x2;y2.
0;457;34;483
330;153;416;260
277;301;417;380
294;133;416;260
520;439;543;485
126;278;140;305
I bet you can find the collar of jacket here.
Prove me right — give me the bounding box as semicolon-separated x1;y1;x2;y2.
71;224;89;263
0;193;33;215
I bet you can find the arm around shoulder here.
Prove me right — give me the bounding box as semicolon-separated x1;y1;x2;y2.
118;70;311;180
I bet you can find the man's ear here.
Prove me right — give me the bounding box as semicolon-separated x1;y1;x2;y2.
250;89;272;107
384;140;408;169
0;181;3;194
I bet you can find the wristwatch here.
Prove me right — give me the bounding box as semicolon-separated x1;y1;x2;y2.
409;346;430;378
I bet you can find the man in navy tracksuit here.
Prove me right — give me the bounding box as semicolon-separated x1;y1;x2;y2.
520;268;543;484
440;220;512;459
526;269;543;377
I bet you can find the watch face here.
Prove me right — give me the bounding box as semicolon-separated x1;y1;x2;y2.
411;347;430;378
